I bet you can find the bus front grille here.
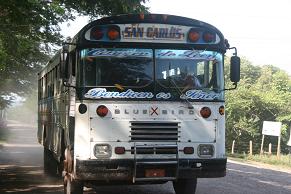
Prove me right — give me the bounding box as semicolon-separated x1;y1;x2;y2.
129;121;180;142
130;146;178;154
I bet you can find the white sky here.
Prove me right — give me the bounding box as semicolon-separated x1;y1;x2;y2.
61;0;291;74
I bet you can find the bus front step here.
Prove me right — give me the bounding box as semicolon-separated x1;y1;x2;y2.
133;143;179;183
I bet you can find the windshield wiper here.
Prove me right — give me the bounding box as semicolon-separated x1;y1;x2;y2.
168;77;194;109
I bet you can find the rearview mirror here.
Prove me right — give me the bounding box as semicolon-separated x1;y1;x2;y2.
60;46;69;81
230;56;240;83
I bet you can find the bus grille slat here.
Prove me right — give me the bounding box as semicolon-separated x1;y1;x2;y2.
130;122;179;142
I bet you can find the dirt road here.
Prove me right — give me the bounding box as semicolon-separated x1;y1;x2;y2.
0;121;64;194
1;121;291;194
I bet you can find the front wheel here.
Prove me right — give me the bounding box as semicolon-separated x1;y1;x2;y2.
64;176;83;194
173;179;197;194
63;148;83;194
43;148;58;176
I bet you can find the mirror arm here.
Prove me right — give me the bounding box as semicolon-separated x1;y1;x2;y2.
224;82;237;91
228;47;238;56
63;81;76;89
225;40;238;56
63;42;77;46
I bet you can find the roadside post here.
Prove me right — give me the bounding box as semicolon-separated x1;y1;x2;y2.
260;121;282;158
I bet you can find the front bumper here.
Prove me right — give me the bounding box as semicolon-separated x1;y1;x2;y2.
75;158;226;182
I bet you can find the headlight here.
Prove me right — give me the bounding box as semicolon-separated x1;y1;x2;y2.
198;144;214;158
94;144;112;158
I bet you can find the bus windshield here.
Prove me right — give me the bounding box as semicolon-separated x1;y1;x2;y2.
80;48;224;100
80;48;153;87
155;49;223;91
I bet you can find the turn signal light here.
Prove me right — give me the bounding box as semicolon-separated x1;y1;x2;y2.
115;147;126;154
107;26;120;40
91;27;104;40
183;147;194;154
203;31;215;43
200;107;211;118
96;105;109;117
219;105;225;115
188;29;200;42
139;13;145;20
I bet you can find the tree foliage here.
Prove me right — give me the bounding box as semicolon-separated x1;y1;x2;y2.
225;58;291;153
0;0;148;108
60;0;149;18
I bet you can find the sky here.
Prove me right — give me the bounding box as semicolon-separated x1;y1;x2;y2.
61;0;291;74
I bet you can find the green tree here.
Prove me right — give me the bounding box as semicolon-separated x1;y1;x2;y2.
225;59;291;153
60;0;149;18
0;0;148;107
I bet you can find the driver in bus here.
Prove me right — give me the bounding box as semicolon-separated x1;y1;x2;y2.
182;74;202;92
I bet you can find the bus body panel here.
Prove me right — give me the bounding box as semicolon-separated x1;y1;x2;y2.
73;101;226;181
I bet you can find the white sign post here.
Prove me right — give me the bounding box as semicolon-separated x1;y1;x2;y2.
260;121;282;157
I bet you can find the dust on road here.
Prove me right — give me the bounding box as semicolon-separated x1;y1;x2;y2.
0;122;64;194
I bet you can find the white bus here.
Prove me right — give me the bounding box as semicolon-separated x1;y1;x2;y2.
38;14;240;194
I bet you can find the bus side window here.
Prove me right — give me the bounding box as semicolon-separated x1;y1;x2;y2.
48;71;51;97
56;65;60;95
45;75;48;98
38;79;41;100
196;61;215;88
41;78;44;99
51;69;55;97
208;61;217;89
65;51;76;78
196;62;205;86
54;67;57;96
71;52;76;77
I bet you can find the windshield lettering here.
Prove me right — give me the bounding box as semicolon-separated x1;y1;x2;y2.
85;88;154;99
180;90;221;100
87;49;152;58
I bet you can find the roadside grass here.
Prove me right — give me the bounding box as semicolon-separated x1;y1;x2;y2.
228;153;291;169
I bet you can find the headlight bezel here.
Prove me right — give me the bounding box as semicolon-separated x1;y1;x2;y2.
93;144;112;158
198;144;214;158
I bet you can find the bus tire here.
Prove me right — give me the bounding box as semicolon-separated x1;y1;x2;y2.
173;178;197;194
43;148;58;176
63;148;83;194
64;177;83;194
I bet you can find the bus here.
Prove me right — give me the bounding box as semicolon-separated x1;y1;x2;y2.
38;14;240;194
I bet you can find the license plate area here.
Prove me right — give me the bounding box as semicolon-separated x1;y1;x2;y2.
135;163;177;179
145;169;165;178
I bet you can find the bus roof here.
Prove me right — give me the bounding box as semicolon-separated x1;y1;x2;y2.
73;14;227;52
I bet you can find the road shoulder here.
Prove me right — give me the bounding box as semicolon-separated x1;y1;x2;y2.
228;158;291;174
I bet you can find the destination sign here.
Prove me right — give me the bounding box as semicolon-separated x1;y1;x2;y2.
120;24;189;43
84;23;220;44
